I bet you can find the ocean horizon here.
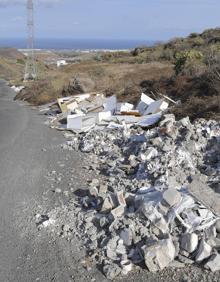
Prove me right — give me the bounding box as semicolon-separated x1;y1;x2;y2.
0;38;158;50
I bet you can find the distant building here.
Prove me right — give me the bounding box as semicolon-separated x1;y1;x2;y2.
57;60;68;67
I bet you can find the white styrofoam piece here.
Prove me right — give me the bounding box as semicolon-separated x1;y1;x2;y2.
103;95;117;114
67;114;85;130
97;111;112;123
118;102;134;112
136;93;155;114
144;99;169;115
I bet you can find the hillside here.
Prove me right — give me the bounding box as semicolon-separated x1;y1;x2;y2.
0;48;25;81
12;28;220;120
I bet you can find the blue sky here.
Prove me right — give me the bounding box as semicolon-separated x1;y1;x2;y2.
0;0;219;41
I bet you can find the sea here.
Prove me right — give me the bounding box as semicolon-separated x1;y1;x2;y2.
0;38;157;51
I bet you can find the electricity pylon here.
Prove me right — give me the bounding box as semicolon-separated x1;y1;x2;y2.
24;0;37;81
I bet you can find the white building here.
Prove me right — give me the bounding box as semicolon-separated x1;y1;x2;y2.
57;60;68;68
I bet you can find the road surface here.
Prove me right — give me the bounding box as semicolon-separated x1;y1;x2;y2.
0;80;84;282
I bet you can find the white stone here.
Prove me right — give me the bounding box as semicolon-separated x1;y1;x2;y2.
205;254;220;272
142;238;176;272
144;99;169;115
181;233;198;253
163;188;182;207
195;239;212;262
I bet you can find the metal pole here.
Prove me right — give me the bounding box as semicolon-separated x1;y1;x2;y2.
24;0;37;81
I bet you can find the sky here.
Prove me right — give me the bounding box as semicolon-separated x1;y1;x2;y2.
0;0;219;41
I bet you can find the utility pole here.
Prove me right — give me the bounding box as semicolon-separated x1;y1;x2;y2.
24;0;37;81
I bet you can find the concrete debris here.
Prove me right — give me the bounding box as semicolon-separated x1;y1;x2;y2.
142;238;176;272
42;100;220;278
144;99;169;115
205;253;220;272
180;233;199;253
162;188;182;207
11;85;24;93
49;92;169;131
195;239;212;262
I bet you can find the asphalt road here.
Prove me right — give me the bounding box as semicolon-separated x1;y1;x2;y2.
0;80;72;282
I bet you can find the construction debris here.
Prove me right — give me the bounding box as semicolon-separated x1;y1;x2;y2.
11;85;24;93
41;93;220;279
49;92;170;131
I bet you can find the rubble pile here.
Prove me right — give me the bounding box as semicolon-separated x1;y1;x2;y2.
49;92;170;132
61;114;220;279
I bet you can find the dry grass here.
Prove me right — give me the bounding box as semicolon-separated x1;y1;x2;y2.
17;61;173;106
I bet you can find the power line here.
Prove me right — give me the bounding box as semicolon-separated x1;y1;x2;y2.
24;0;37;81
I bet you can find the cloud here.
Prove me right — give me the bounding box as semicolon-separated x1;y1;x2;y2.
0;0;63;8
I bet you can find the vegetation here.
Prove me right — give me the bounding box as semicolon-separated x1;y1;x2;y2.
2;28;220;121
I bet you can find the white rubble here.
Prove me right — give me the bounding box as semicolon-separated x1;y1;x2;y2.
205;254;220;272
142;238;176;272
181;233;199;253
43;100;220;278
195;239;212;262
11;85;25;93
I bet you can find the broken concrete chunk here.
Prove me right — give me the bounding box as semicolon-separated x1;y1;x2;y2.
103;95;117;114
144;147;158;160
111;205;125;219
136;93;155;115
205;253;220;272
97;111;112;123
99;184;108;195
216;220;220;233
116;191;126;207
180;233;198;253
101;198;113;213
120;259;133;275
89;186;99;197
120;228;133;246
142;238;176;272
144;99;169;115
188;176;220;216
195;239;212;262
103;263;121;280
163;189;182;207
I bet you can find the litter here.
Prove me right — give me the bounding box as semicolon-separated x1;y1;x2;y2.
49;92;170;132
11;85;25;93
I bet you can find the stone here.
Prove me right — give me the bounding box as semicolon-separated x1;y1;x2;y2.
144;147;158;160
120;228;133;246
205;253;220;272
89;186;99;197
55;188;62;193
116;191;126;207
180;233;198;253
162;188;182;207
103;263;121;280
111;205;125;219
177;254;194;265
90;178;100;187
142;238;176;272
101;198;113;213
116;240;127;255
99;184;108;194
120;260;133;275
216;219;220;233
195;239;212;262
188;176;220;215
